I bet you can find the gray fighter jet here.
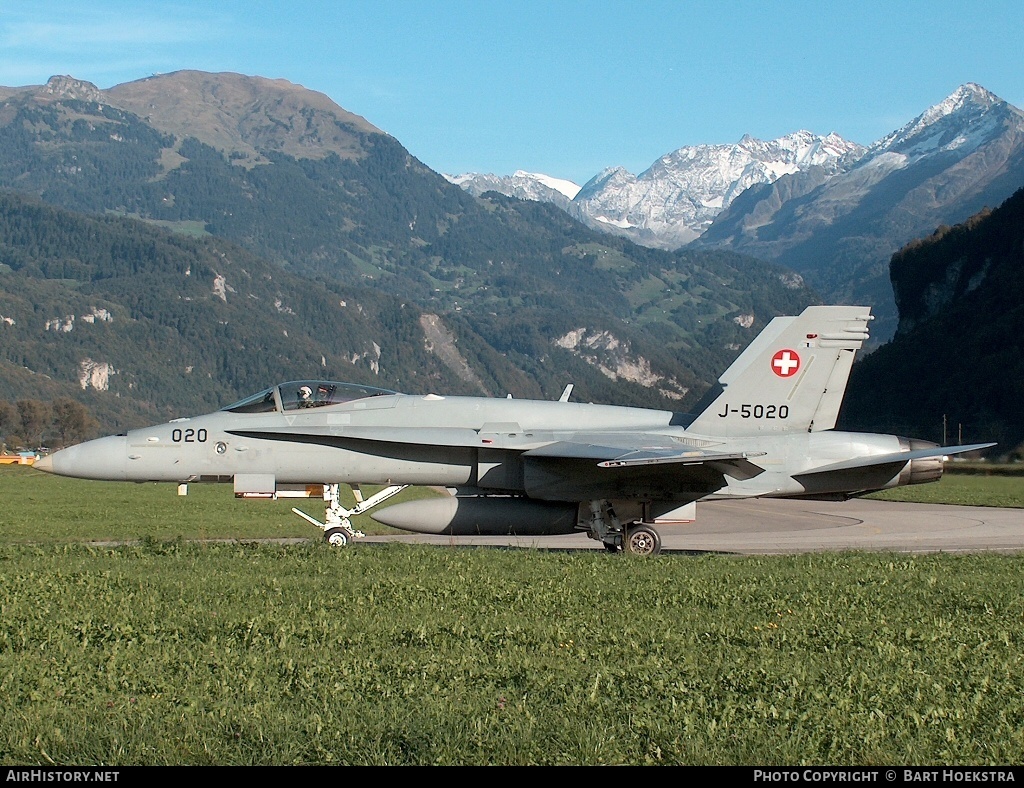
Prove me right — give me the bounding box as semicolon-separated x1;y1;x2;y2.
35;305;993;554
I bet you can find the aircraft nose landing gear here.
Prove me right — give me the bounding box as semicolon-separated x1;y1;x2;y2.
292;483;407;546
324;527;350;547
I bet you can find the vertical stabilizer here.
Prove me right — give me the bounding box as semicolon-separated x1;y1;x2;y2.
686;306;871;436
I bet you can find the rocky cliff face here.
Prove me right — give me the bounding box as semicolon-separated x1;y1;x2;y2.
839;187;1024;452
40;75;104;103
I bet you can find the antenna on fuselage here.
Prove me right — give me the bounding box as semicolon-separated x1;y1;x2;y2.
559;384;574;402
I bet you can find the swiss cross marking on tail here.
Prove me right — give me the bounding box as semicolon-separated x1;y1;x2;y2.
771;349;800;377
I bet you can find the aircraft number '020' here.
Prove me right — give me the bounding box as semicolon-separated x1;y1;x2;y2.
717;404;789;419
172;428;208;443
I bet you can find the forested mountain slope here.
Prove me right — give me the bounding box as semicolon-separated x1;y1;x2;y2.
839;188;1024;453
0;72;819;429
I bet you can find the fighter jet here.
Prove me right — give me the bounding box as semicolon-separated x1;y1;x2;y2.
35;305;993;554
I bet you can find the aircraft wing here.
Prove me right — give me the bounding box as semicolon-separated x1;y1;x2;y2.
227;425;767;498
518;438;766;501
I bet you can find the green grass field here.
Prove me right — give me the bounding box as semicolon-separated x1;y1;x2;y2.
0;465;435;543
1;466;1023;765
866;472;1024;508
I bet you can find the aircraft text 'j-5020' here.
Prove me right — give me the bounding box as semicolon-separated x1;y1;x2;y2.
35;306;994;555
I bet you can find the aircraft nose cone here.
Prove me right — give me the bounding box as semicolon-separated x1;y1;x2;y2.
43;435;129;480
33;454;53;473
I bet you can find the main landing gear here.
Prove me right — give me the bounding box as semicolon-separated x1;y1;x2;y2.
291;483;407;546
586;500;663;556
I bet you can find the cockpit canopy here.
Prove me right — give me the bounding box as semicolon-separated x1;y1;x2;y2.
223;381;399;414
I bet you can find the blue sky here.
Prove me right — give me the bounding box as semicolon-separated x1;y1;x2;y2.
2;1;1022;185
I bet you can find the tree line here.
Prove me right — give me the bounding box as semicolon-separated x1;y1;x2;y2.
0;398;98;453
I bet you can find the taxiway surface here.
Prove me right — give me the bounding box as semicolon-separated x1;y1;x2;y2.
360;497;1024;555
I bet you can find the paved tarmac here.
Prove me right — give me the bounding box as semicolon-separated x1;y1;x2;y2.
358;498;1024;555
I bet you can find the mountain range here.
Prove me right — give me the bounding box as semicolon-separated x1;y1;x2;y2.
453;83;1024;340
450;131;862;249
0;69;1019;453
0;71;815;429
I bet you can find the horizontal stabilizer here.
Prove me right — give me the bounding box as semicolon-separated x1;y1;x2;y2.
796;442;996;478
598;450;766;482
596;449;765;468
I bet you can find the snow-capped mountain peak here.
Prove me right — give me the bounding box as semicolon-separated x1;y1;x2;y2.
445;170;580;206
450;131;863;249
448;83;1020;264
919;83;1001;125
692;82;1024;342
510;170;581;200
871;83;1020;157
568;131;864;248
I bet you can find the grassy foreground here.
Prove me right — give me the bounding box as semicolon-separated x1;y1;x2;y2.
2;542;1023;765
1;466;1023;765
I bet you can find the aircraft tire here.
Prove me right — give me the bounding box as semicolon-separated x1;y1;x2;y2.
624;524;661;556
324;527;349;547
